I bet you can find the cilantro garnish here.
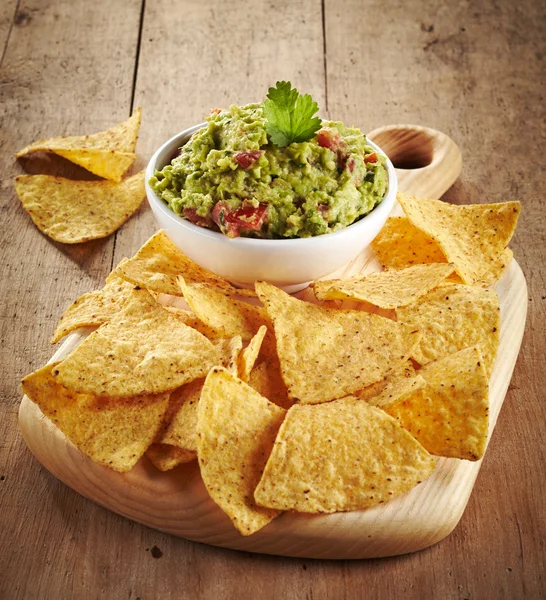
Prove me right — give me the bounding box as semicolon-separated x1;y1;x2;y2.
263;81;322;147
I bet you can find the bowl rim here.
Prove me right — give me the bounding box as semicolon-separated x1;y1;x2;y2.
145;123;397;247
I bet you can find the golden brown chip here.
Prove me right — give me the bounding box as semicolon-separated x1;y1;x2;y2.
313;263;455;308
146;443;196;471
15;171;145;244
179;277;273;350
237;326;267;382
382;346;489;461
398;193;521;286
22;363;169;472
371;216;451;270
474;247;513;287
396;283;500;376
159;379;203;452
197;367;286;536
117;230;254;296
163;307;223;340
254;397;436;513
256;281;422;404
53;287;218;396
16;108;141;181
51;265;135;344
248;359;293;410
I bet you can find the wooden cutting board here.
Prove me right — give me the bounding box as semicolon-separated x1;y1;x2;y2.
18;125;527;559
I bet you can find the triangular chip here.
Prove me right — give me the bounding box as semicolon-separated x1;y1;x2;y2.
22;363;169;472
53;288;218;396
16;108;142;181
354;361;417;402
256;281;422;404
51;265;135;343
179;277;272;348
254;397;436;513
146;443;196;471
365;373;426;409
475;247;513;287
397;283;500;376
371;216;451;270
248;358;293;410
398;193;521;285
163;306;223;341
313;263;455;308
381;346;489;460
159;378;203;452
237;326;267;382
15;171;145;244
197;367;286;535
116;230;254;296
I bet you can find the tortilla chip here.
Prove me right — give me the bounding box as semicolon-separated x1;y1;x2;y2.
22;363;169;472
248;359;293;410
313;263;455;308
475;247;513;287
51;265;135;343
256;281;422;404
53;288;218;396
197;367;286;535
146;443;196;471
396;283;500;376
16;108;141;181
398;193;521;285
179;277;272;346
382;346;489;460
254;397;435;513
371;217;451;270
116;230;254;296
159;378;203;452
15;171;145;244
237;326;267;382
163;307;223;341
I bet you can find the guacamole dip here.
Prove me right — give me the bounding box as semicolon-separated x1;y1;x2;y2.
149;103;388;238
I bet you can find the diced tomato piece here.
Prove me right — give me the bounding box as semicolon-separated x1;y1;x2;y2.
347;158;356;173
233;150;263;170
317;129;342;151
212;201;267;238
364;152;378;164
183;207;213;228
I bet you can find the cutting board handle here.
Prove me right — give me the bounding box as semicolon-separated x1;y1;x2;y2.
368;124;462;200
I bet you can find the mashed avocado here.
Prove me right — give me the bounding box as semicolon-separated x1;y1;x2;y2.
150;103;388;239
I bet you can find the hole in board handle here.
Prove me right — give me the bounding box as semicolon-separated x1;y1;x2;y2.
369;128;434;170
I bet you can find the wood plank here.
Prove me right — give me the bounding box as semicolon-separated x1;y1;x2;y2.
324;0;545;598
0;1;143;599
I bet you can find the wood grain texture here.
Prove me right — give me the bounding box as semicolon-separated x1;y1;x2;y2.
1;0;545;598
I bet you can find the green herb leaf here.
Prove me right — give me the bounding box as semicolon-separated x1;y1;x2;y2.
263;81;322;147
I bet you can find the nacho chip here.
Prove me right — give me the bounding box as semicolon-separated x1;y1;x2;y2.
475;247;513;287
254;397;435;513
248;358;293;410
117;230;254;296
197;367;286;535
256;281;422;404
22;363;169;472
397;283;500;376
237;326;267;382
15;171;145;244
159;378;203;452
382;346;489;460
313;263;455;308
371;216;450;270
398;193;521;285
54;288;218;396
163;307;222;341
146;443;196;471
16;108;141;181
179;277;271;344
51;265;135;343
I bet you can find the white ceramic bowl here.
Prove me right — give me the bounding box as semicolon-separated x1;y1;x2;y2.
146;124;397;292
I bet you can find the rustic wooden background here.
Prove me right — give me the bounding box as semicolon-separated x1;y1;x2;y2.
1;0;544;598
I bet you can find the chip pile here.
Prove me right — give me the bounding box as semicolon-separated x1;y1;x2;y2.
22;190;520;536
14;110;145;243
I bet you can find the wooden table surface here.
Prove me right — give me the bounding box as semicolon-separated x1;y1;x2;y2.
1;1;544;598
